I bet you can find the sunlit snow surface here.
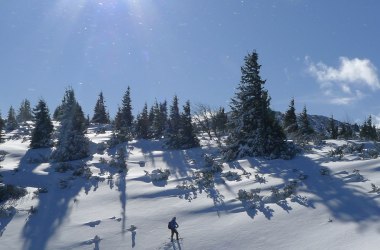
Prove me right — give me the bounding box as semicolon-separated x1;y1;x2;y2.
1;127;380;250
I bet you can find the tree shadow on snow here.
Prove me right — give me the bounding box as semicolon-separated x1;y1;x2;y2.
18;151;105;250
245;155;380;229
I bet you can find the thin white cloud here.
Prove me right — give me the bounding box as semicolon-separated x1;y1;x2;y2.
306;56;380;105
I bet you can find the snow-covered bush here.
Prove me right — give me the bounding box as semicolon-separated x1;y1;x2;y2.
370;183;380;194
55;162;74;173
237;189;253;201
194;171;214;188
99;157;108;164
221;171;241;181
270;186;281;199
203;153;215;167
283;181;298;198
149;168;171;181
97;142;107;154
109;147;127;170
329;147;344;161
33;187;48;195
202;153;223;173
176;181;197;191
73;165;93;179
0;150;7;162
0;205;15;218
320;167;330;176
254;174;266;183
0;184;27;202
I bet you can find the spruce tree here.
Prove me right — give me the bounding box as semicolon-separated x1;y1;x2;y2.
339;122;354;139
283;98;298;134
179;101;199;149
299;105;314;136
328;115;338;139
135;103;150;139
6;106;18;131
114;86;134;140
165;95;181;148
0;112;4;142
360;116;377;140
92;91;110;124
211;107;228;138
30;99;54;148
51;88;89;162
223;51;286;160
17;99;33;123
53;104;64;121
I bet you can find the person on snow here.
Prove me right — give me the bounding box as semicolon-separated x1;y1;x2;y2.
168;217;179;241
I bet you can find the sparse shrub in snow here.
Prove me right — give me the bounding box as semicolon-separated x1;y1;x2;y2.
27;153;49;164
149;168;171;181
97;142;107;154
0;205;15;218
251;188;262;202
370;183;380;194
203;154;215;167
33;187;48;195
254;174;266;183
270;186;281;199
55;162;74;173
283;181;298;198
329;147;344;161
194;171;214;188
221;171;241;181
110;147;127;170
59;179;69;189
320;167;330;176
298;173;308;180
361;148;379;159
176;181;197;191
99;157;108;164
0;184;27;202
73;165;93;179
0;150;7;162
237;189;253;201
28;205;37;215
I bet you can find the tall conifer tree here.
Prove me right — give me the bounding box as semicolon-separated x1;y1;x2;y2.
30;99;54;148
223;51;286;160
52;88;89;162
92;92;110;124
6;106;18;131
283;98;298;134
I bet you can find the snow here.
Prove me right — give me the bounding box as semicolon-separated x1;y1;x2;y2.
1;128;380;250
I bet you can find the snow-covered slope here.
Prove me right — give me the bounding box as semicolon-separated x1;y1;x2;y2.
1;127;380;250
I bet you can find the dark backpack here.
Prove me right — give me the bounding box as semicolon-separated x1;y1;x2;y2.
168;221;174;229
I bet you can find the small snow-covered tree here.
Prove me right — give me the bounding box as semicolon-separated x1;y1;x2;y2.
0;112;4;142
92;91;110;124
114;86;134;141
328;115;338;139
17;99;33;123
51;88;89;162
339;122;354;139
165;95;181;147
211;107;228;138
135;103;151;139
223;51;287;160
6;106;18;131
360;116;377;141
283;98;298;134
30;99;54;148
179;100;199;149
298;105;314;136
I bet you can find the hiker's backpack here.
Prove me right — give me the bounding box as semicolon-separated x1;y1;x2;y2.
168;221;174;229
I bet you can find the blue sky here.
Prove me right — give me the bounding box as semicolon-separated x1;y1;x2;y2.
0;0;379;125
